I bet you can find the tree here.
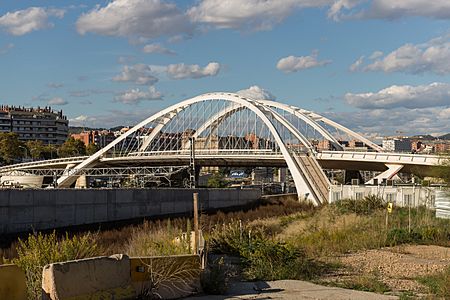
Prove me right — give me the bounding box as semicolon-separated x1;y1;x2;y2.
25;140;45;160
58;137;87;157
207;173;228;188
0;132;24;164
434;154;450;184
86;143;100;155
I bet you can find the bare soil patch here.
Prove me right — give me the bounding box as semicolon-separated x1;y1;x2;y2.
322;245;450;296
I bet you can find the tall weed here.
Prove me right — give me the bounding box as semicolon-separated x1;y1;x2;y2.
14;231;99;300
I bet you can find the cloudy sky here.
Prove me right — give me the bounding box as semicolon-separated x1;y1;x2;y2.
1;0;450;137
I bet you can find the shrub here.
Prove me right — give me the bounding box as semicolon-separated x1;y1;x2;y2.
332;195;385;215
201;257;230;295
208;221;333;281
126;228;191;257
14;231;99;300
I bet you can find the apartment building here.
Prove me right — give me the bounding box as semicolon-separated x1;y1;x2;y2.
0;105;68;144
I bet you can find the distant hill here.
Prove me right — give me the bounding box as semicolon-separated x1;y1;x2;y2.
410;134;436;140
438;133;450;140
69;126;105;134
69;125;126;134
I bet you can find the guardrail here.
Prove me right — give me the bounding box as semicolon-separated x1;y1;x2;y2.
318;151;442;165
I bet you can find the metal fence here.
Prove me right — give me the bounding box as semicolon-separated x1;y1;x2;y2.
435;190;450;219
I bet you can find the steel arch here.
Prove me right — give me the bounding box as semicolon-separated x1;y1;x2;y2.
57;92;323;205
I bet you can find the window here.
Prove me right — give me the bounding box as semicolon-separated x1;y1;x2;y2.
355;192;364;200
386;193;396;203
403;194;413;207
332;192;341;202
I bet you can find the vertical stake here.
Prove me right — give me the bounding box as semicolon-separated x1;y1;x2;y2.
193;192;199;254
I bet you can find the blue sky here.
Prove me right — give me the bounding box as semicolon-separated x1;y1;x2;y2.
1;0;450;136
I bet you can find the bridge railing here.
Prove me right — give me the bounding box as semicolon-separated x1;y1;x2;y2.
126;149;284;157
0;156;89;171
319;151;443;165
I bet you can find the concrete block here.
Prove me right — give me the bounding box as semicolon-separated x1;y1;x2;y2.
54;206;75;227
9;207;33;223
0;264;27;300
10;190;33;206
75;204;95;224
93;204;108;223
34;191;54;206
0;190;10;206
54;190;77;205
115;190;133;203
73;190;96;204
34;206;55;223
130;255;201;299
42;254;135;300
114;203;133;220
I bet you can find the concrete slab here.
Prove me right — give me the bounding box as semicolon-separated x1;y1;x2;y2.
42;254;135;300
0;264;27;300
185;280;398;300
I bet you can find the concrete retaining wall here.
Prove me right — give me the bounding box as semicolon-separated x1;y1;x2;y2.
0;188;260;234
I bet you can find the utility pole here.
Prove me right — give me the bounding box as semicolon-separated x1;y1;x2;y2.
189;136;196;188
193;192;199;254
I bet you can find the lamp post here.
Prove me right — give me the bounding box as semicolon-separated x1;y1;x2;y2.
18;145;29;162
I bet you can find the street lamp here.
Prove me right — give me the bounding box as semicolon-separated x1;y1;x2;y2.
18;145;29;162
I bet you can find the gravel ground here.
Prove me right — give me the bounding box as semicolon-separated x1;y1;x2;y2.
335;245;450;293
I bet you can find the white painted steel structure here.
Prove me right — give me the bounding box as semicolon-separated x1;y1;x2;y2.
0;92;444;205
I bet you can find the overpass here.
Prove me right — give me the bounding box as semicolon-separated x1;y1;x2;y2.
0;92;445;205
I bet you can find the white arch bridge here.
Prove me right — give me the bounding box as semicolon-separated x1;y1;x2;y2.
0;92;444;206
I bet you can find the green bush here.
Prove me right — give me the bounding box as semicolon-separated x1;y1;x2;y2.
14;231;99;300
332;195;385;215
208;221;332;281
201;257;230;295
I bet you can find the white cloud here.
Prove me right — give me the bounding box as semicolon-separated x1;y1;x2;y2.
327;0;361;20
76;0;193;39
112;64;158;85
351;35;450;75
0;7;65;36
328;107;450;136
114;86;162;104
188;0;352;31
0;43;14;54
237;85;276;100
47;97;68;106
345;82;450;109
166;62;221;79
362;0;450;20
142;43;176;55
277;51;331;73
69;89;113;98
369;50;383;60
47;82;63;88
69;109;158;128
349;56;364;72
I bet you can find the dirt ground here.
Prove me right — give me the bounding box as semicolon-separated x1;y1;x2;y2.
324;245;450;296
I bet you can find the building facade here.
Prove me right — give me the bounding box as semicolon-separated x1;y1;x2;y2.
0;106;68;144
71;130;116;148
382;138;411;152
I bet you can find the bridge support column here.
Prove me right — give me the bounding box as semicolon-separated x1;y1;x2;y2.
75;175;88;188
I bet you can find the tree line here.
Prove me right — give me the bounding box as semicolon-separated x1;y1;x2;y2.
0;133;99;165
